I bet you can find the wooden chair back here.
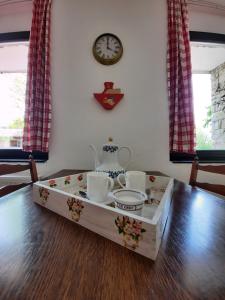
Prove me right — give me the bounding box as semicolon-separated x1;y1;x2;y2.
189;159;225;197
0;158;38;197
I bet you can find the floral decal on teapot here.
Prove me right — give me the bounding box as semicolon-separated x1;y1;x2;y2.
39;187;50;205
103;145;118;153
115;216;146;250
67;197;84;222
107;170;125;179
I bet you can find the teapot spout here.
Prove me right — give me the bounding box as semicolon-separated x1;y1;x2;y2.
89;144;101;170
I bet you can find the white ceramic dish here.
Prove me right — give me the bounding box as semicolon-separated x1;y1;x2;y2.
111;189;147;216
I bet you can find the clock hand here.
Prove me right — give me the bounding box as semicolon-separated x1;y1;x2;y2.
106;37;114;50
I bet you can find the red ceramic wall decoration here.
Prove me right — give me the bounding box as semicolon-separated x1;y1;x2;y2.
94;82;124;110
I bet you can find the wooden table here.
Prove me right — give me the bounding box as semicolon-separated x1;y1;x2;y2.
0;170;225;300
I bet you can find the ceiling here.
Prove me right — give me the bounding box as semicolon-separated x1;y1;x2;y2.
0;0;32;15
0;0;31;5
191;42;225;73
188;0;225;16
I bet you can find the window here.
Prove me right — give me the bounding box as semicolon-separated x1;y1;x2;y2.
170;31;225;162
0;32;48;162
0;43;27;149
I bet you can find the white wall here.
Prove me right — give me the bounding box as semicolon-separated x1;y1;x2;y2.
47;0;171;178
1;0;225;183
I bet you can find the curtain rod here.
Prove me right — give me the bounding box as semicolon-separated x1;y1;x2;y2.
0;0;32;7
187;0;225;12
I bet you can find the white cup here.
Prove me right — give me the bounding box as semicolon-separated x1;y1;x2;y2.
87;172;114;203
117;171;146;193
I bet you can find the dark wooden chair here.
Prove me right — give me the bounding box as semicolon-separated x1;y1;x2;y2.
189;159;225;197
0;158;38;197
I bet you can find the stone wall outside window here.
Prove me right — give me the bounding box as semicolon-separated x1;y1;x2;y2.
211;62;225;149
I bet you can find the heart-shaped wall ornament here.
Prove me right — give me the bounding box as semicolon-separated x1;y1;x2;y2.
94;82;124;110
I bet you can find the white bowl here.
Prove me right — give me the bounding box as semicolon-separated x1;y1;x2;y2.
111;189;147;215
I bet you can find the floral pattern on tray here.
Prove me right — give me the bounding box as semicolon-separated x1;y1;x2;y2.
77;174;87;189
64;176;71;185
49;179;57;188
115;216;146;250
77;174;83;182
67;197;84;222
39;187;50;205
149;175;156;182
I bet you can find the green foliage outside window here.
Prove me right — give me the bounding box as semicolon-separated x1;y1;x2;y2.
196;127;213;150
203;105;212;128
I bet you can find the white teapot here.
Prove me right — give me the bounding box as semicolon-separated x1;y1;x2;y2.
89;138;132;179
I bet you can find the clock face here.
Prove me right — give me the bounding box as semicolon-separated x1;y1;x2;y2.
93;33;123;65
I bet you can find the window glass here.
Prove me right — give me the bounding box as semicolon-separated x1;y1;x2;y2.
191;41;225;150
0;42;28;149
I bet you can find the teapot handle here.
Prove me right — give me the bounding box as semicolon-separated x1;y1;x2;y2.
118;147;132;170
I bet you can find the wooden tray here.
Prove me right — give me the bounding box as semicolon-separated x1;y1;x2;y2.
33;173;174;260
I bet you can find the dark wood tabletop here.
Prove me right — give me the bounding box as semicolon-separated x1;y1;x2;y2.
0;170;225;300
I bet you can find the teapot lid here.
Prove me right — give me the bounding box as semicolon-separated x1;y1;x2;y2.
102;137;119;152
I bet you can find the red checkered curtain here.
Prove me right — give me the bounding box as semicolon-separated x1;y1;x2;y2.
167;0;195;153
23;0;52;152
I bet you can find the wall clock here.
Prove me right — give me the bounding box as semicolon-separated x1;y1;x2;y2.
93;33;123;65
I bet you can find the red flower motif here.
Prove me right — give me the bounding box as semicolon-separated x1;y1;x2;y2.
77;174;83;181
149;176;156;182
64;176;71;185
49;179;57;187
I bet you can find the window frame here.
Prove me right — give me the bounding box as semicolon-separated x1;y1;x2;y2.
170;31;225;163
0;31;48;162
